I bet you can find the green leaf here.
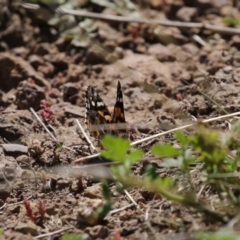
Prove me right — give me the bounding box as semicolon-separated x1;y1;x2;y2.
153;177;173;190
101;181;111;201
125;149;144;166
223;17;240;27
94;203;112;220
57;142;63;149
101;135;130;162
145;165;159;180
197;231;237;240
151;144;181;158
62;233;85;240
175;131;190;146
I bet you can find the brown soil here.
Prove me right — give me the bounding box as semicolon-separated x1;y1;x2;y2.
0;0;240;239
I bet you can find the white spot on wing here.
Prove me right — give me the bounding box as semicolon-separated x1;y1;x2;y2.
97;102;105;107
117;97;123;102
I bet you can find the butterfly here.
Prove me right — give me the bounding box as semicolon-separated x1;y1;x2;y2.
85;81;126;138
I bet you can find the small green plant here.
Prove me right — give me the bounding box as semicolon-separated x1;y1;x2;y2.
99;121;240;222
94;180;112;220
197;231;237;240
223;17;240;27
101;135;144;178
62;233;89;240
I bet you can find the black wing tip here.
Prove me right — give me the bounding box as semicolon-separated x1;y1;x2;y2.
117;80;121;87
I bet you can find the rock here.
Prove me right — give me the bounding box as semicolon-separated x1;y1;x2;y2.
211;0;229;8
92;65;102;74
233;68;240;82
29;55;44;69
223;66;233;74
57;179;71;190
0;53;50;92
179;71;193;84
165;0;184;18
0;110;33;142
37;62;55;78
2;230;34;240
15;80;46;110
8;205;21;214
117;36;133;48
196;0;228;9
221;6;239;18
0;41;8;51
0;156;23;201
148;44;175;62
66;64;86;83
0;182;11;201
0;89;15;107
62;83;79;104
176;7;198;22
83;183;102;198
45;52;69;70
15;221;38;236
16;155;31;168
206;51;225;74
34;43;57;56
0;15;24;48
0;143;28;155
47;88;61;99
85;225;108;239
70;179;84;193
148;0;164;9
154;26;188;45
76;198;105;225
45;203;57;215
0;156;23;180
12;47;29;59
182;43;200;56
230;35;240;48
85;46;106;64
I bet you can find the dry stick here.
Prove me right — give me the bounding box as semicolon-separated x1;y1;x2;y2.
74;153;100;162
58;8;240;35
30;108;76;153
144;206;156;235
132;111;240;146
192;34;209;47
109;203;135;215
75;119;96;152
74;110;240;163
34;226;74;239
30;108;56;141
0;196;32;211
0;203;6;211
18;0;207;53
20;2;240;35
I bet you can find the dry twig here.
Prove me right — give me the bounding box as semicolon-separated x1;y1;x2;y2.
20;2;240;36
34;226;74;239
30;108;76;153
74;110;240;162
75;119;97;153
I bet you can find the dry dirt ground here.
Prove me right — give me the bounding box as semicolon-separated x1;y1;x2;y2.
1;0;240;239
